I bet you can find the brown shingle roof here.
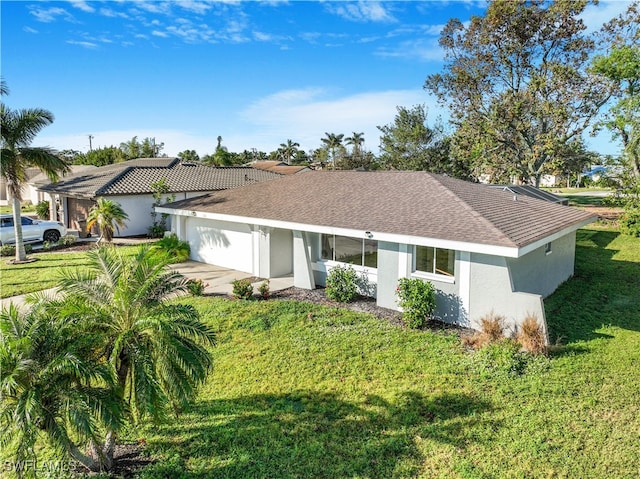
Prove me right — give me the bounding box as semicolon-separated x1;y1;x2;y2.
161;171;596;249
39;159;283;197
251;161;310;175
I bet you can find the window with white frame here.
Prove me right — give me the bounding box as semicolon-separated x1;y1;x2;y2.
321;234;377;268
413;246;455;277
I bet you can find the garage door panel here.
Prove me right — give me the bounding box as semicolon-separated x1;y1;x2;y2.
187;218;253;273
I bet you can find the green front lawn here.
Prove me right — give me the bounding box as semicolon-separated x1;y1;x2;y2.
0;246;140;298
2;227;638;478
128;226;639;479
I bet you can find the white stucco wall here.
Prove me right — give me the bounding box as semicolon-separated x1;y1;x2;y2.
507;232;576;298
186;217;253;273
95;192;204;237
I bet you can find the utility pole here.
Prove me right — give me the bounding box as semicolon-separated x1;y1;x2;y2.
88;134;94;151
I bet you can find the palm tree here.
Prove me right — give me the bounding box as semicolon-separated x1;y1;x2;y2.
320;132;345;170
345;132;365;156
86;197;129;242
1;82;70;262
277;139;300;165
0;300;123;472
56;246;216;470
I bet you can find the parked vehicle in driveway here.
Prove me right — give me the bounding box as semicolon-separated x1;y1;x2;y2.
0;214;67;245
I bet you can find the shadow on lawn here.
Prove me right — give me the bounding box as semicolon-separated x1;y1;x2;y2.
144;390;494;478
545;229;640;344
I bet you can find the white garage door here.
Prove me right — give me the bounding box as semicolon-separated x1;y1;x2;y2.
186;218;253;273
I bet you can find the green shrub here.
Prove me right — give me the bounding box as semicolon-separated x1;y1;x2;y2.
42;240;54;251
232;278;253;300
258;279;270;299
395;277;436;329
151;234;190;262
148;223;167;239
470;338;547;377
0;244;33;257
620;208;640;237
325;265;359;302
61;234;76;246
35;200;50;219
187;278;206;296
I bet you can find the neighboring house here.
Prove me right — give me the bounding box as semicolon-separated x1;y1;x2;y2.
38;158;285;237
250;160;311;175
157;171;596;335
27;165;98;211
0;167;41;206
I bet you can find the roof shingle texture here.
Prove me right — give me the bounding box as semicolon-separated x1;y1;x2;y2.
162;170;595;248
39;158;283;197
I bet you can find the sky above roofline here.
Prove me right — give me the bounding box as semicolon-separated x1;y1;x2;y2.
2;0;630;158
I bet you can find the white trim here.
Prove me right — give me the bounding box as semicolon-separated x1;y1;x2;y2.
517;218;594;256
458;252;471;320
158;207;595;259
157;207;522;257
411;271;455;284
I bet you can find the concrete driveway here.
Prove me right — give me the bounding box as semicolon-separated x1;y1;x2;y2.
171;261;293;296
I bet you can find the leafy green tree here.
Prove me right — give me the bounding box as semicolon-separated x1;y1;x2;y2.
203;135;237;166
148;178;175;238
56;246;216;470
592;1;639;178
177;149;200;162
345;132;365;156
320;132;345;170
277;139;301;165
74;146;126;166
119;136;164;159
377;105;470;179
0;301;122;472
425;0;609;186
86;197;129;242
0;83;70;262
592;2;640;234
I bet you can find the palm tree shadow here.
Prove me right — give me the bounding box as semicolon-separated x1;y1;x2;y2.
145;390;495;478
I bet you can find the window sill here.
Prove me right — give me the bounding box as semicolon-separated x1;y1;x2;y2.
314;260;378;273
411;271;455;284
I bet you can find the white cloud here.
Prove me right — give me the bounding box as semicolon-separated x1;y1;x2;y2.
177;0;213;15
151;30;169;38
29;6;74;23
38;90;444;156
375;37;444;62
327;1;396;23
66;39;99;49
580;0;631;33
99;7;129;19
68;0;95;13
23;26;39;34
236;88;441;152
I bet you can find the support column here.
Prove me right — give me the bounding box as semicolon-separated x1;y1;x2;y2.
292;230;315;289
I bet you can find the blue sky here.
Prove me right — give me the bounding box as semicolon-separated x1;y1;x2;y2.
1;0;630;158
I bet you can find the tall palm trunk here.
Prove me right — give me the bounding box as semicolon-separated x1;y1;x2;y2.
9;192;27;262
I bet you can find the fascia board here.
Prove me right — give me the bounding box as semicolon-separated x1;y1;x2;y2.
516;216;597;257
157;207;522;258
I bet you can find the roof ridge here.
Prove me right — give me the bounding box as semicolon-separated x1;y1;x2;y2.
95;165;136;195
429;174;518;247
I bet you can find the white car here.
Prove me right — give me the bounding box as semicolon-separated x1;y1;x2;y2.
0;214;67;245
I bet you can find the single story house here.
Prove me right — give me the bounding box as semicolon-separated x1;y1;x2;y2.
156;171;596;334
38;158;288;237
